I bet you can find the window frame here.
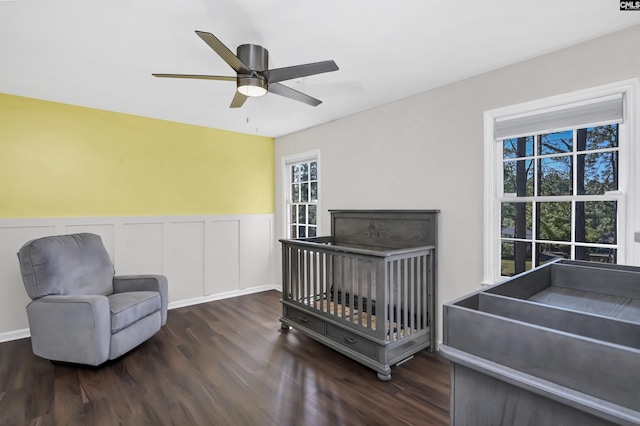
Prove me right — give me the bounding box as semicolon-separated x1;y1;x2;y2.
483;79;640;285
282;150;320;239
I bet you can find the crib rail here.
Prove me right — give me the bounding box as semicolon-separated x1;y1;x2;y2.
281;237;435;344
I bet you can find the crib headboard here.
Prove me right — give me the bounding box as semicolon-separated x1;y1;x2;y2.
329;210;439;250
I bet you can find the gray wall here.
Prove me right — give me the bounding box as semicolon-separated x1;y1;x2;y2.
274;24;640;342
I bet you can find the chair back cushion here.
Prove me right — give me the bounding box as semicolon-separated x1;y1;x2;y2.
18;233;115;300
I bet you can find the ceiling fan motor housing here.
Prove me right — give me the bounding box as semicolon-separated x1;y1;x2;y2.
237;44;268;91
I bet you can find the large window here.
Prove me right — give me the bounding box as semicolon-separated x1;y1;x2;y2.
284;152;319;239
500;125;619;276
484;80;639;284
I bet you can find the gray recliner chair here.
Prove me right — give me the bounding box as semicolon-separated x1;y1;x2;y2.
17;233;168;366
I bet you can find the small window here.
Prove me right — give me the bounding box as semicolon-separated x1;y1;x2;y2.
284;152;319;239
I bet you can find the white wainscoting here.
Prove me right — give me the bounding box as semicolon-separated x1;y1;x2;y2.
0;214;278;342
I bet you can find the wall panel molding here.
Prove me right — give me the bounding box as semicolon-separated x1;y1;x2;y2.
0;214;277;340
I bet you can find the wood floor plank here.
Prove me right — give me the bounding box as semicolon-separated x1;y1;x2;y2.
0;290;449;426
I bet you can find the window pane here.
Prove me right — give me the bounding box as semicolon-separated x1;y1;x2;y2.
300;183;309;202
501;240;532;277
298;205;307;224
577;152;618;195
298;226;306;238
503;136;534;159
539;130;572;155
575;201;617;244
292;165;301;183
300;163;309;182
501;202;532;239
290;225;297;238
537;202;571;241
290;205;297;225
292;184;300;202
308;226;317;238
310;161;318;180
536;243;569;266
575;247;616;264
538;156;572;196
310;182;318;202
584;124;618;150
308;205;317;225
503;159;533;196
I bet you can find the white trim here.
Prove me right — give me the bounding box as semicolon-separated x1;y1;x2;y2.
0;213;275;228
283;149;320;166
483;111;499;285
484;78;640;285
168;284;280;309
0;328;30;343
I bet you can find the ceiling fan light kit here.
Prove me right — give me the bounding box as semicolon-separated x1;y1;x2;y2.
152;30;338;108
237;76;267;97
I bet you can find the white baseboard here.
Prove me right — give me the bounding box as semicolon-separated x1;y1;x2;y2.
0;328;30;343
168;284;281;310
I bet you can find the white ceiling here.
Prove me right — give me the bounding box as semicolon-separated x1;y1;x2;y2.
1;1;640;138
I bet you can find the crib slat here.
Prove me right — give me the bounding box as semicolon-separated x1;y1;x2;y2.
409;257;415;333
357;260;364;327
349;257;355;323
319;252;325;312
416;256;426;330
335;254;342;317
403;258;408;337
428;252;434;329
366;261;373;329
387;261;393;341
291;247;297;301
341;256;347;319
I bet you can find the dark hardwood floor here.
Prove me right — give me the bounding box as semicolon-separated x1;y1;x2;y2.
0;290;450;426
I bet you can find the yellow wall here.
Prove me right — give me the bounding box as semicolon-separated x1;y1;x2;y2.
0;93;274;217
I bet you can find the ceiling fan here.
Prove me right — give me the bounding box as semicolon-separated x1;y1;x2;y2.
152;31;339;108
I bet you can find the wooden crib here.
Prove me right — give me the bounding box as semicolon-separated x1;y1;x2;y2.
280;210;439;380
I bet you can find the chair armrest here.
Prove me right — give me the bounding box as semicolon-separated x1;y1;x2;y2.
26;295;110;365
113;275;168;326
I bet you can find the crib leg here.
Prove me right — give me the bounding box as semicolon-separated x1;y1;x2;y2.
376;368;392;382
280;321;291;331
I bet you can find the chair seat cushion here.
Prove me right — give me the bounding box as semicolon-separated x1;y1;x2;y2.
108;291;161;333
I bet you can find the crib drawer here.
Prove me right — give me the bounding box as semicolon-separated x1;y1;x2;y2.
285;306;325;335
326;324;377;358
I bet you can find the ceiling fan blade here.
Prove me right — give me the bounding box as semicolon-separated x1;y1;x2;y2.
152;73;236;81
268;83;322;107
230;91;248;108
261;60;338;84
195;31;252;75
